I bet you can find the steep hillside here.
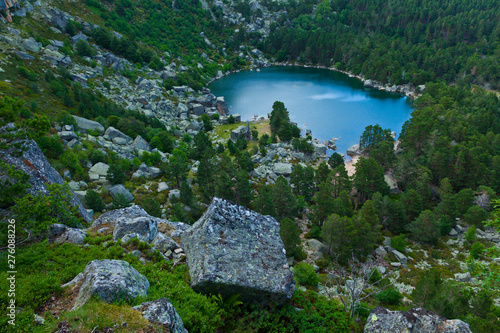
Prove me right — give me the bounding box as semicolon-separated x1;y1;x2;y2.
1;0;500;332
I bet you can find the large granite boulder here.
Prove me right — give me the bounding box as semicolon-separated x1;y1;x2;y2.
113;216;158;243
104;126;133;145
108;184;134;202
63;260;149;309
72;115;105;134
48;224;87;244
91;206;190;238
0;126;91;222
364;307;472;333
181;197;295;304
273;163;293;176
133;298;187;333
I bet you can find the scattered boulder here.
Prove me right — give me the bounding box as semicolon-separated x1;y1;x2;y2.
64;260;149;309
273;162;293;176
72;116;105;134
151;232;179;253
390;249;408;267
88;162;109;179
108;184;134;202
133;135;151;152
307;239;328;253
181;197;295;304
347;144;362;156
454;272;471;283
113;216;158;243
104;127;133;145
48;224;86;244
0;128;91;222
364;307;472;333
133;298;188;333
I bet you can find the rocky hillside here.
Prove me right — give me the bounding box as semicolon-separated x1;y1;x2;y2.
1;0;500;332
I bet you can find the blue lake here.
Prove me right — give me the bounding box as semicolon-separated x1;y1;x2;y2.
209;66;413;155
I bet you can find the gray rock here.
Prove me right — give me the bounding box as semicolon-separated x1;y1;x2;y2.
347;144;362;156
133;298;188;333
149;167;161;179
312;143;327;155
169;189;180;200
151;232;180;253
158;182;169;192
113;216;158;243
0;130;91;222
273;163;293;176
89;162;109;177
22;37;42;53
375;246;387;257
181;197;295;304
391;249;408;267
73;116;105;134
133;135;150;152
104;126;133;144
15;51;35;60
449;228;458;237
454;272;471;282
307;239;328;253
66;259;150;309
48;224;87;244
71;32;88;44
109;184;134;203
121;233;147;243
364;307;472;333
58;131;78;141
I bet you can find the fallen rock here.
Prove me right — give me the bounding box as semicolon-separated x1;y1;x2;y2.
0;127;91;222
109;184;134;202
64;259;149;309
273;162;293;176
181;197;295;304
104;126;133;145
48;224;87;244
133;298;187;333
72;116;105;134
364;306;472;333
151;232;179;252
113;216;158;243
307;239;328;253
88;162;109;178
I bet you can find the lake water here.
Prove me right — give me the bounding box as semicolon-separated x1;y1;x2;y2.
208;66;413;155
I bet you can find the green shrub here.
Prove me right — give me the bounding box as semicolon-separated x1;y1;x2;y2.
142;197;162;217
470;241;485;259
106;163;126;185
36;136;64;159
293;262;319;288
391;234;407;252
85;190;104;213
375;288;403;305
112;193;132;209
12;183;82;239
88;149;107;164
465;225;476;244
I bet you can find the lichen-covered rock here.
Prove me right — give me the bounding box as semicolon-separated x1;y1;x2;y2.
65;260;149;309
48;224;86;244
151;232;180;253
181;197;295;304
0;126;91;222
72;115;105;134
113;216;158;243
108;184;134;202
364;306;472;333
133;298;187;333
91;205;190;240
92;205;149;228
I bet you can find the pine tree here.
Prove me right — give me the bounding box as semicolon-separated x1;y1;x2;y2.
234;170;252;207
254;184;276;217
309;180;335;227
280;218;303;259
273;176;297;220
354;157;389;203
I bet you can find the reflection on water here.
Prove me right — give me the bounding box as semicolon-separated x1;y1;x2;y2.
209;66;413;155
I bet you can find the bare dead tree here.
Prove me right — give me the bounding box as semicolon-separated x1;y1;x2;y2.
324;254;387;318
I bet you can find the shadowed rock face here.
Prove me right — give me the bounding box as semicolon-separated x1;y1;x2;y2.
364;306;472;333
181;197;295;304
65;259;150;309
0;126;91;222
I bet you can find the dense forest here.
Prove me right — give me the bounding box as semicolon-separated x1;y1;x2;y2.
1;0;500;332
266;0;500;87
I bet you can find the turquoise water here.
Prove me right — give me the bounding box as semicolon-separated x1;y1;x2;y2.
208;66;413;155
